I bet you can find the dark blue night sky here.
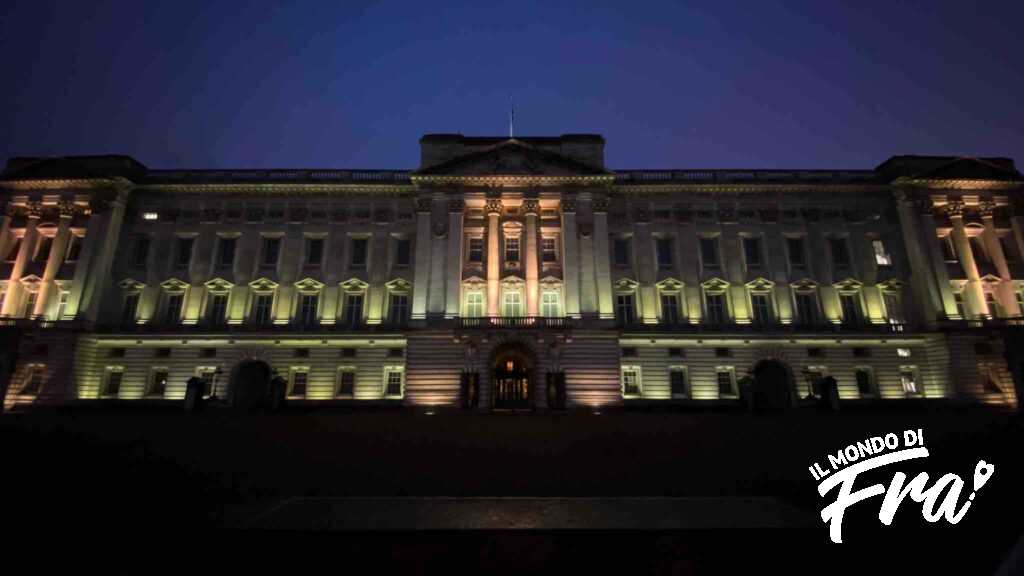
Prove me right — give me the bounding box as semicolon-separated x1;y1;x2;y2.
1;1;1021;170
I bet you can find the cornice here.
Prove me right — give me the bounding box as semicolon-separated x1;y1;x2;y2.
410;174;615;187
892;178;1024;191
0;177;131;191
612;183;892;194
135;183;415;195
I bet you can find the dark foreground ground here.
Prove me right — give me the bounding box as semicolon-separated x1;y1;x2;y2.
2;404;1022;574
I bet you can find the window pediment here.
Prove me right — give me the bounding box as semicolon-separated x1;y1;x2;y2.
833;278;863;294
249;277;279;293
501;275;525;289
980;274;1003;285
19;275;43;291
539;276;563;291
745;277;774;293
339;278;369;293
614;278;639;293
119;278;146;292
701;277;729;292
160;278;190;293
878;278;906;292
204;277;234;294
294;277;325;294
791;278;818;293
385;278;412;293
502;221;523;235
463;275;487;291
656;277;684;292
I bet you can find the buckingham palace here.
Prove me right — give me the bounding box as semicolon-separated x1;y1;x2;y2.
1;133;1022;411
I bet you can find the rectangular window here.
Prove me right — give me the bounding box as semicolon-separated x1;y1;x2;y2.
503;291;522;317
795;292;818;325
806;368;825;397
197;368;217;396
940;234;957;262
21;365;44;395
613;238;630;267
505;237;520;263
344;293;363;326
716;369;736;397
743;237;762;267
855;367;875;397
621;366;641;397
217;237;236;268
787;237;806;268
394;238;411;267
388;293;409;325
840;294;861;325
884;293;904;323
900;367;920;395
35;235;53;262
289;371;308;398
350;238;368;267
65;234;83;263
55;291;70;320
299;294;319;327
103;369;123;397
23;291;38;317
336;370;356;397
700;237;719;268
164;293;184;325
149;369;168;397
252;294;274;326
750;293;772;325
132;235;150;267
670;367;688;398
121;293;139;325
1016;291;1024;315
954;291;967;319
656;237;673;269
5;236;22;262
261;237;281;267
985;291;999;318
705;293;726;325
872;239;892;266
384;367;404;398
541;291;560;318
541;237;557;263
829;237;850;267
615;293;635;325
207;294;228;325
468;237;484;263
305;237;325;267
660;293;680;325
465;292;484;317
175;237;194;268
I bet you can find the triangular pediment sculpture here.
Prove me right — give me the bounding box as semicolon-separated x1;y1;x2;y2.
415;140;610;177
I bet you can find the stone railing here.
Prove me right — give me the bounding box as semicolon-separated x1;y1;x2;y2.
141;169;412;185
613;169;881;184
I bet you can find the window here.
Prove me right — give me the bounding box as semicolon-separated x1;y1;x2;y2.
985;291;999;318
621;366;641;397
542;237;557;262
121;293;139;325
615;293;635;325
670;367;688;398
55;291;70;320
261;237;281;267
299;294;319;327
504;237;520;263
839;293;861;325
468;237;484;263
103;369;123;397
872;239;892;266
750;293;772;325
394;238;410;267
350;238;368;267
131;235;150;267
142;211;159;221
23;291;38;317
175;237;194;268
465;292;484;317
217;237;236;268
705;292;726;325
384;367;404;398
884;293;904;324
65;234;83;263
743;237;762;267
940;234;957;262
970;235;990;263
252;294;274;326
716;368;737;397
160;293;182;325
503;291;522;317
954;291;967;319
541;291;561;317
787;237;806;268
700;237;719;268
794;292;818;325
207;294;228;325
304;237;324;267
805;368;825;397
900;367;920;395
656;237;673;269
897;348;912;358
829;237;850;267
21;365;44;395
343;293;363;326
197;368;217;396
289;371;308;398
613;238;630;267
336;369;356;397
660;293;680;325
149;369;168;397
1017;290;1024;316
35;235;53;262
388;293;409;324
5;236;22;262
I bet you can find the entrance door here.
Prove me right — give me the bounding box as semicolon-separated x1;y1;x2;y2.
493;357;530;409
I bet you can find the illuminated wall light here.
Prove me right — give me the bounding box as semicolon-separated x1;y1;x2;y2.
143;212;159;221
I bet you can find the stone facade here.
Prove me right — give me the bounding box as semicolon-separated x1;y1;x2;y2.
1;135;1022;411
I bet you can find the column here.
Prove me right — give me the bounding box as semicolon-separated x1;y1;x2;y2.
592;195;614;319
560;196;580;318
486;196;502;317
633;211;658;324
2;202;41;317
917;199;958;318
445;198;464;318
947;201;986;317
366;226;389;324
411;196;433;320
428;201;447;315
79;191;129;322
980;201;1021;316
522;197;540;316
578;199;597;315
36;201;75;318
893;191;943;324
0;203;13;265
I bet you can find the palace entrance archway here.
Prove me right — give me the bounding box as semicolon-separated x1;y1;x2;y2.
491;343;534;410
752;359;794;411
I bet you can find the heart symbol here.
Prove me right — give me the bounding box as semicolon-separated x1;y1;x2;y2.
974;460;995;492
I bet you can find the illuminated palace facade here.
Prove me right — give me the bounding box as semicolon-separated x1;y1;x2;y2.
1;134;1022;411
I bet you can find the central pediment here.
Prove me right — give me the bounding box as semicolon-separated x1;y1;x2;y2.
414;135;611;179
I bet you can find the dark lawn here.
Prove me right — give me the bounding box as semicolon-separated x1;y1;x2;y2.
2;405;1021;573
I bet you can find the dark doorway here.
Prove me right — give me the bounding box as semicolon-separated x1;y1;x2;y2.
492;344;533;410
752;359;793;411
230;359;272;409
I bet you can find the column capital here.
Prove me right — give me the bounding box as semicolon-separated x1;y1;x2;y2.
978;200;997;219
58;200;76;219
560;196;577;214
26;201;43;219
416;196;433;213
448;198;465;213
944;200;965;218
592;194;609;214
521;198;540;216
485;197;503;216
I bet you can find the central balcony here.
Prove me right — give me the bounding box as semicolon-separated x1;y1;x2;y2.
457;316;576;329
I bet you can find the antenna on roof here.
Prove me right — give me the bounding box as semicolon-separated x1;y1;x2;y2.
509;96;515;139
